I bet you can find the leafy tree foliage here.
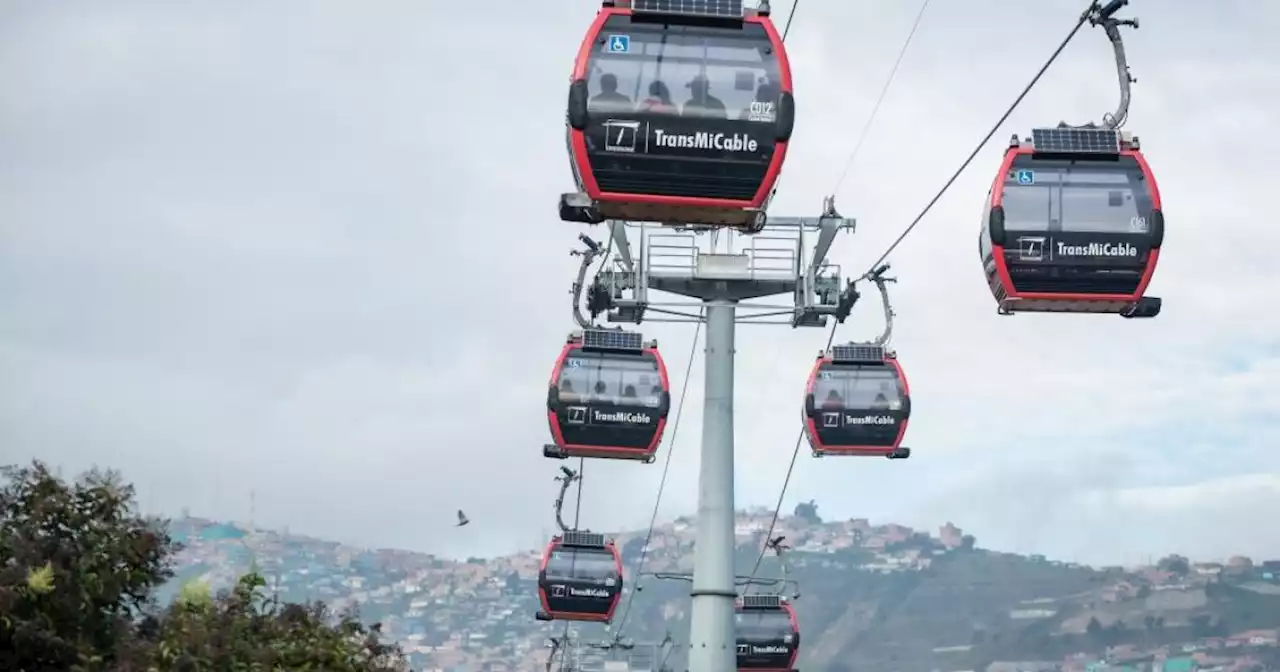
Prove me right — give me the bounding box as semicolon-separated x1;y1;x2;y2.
793;499;822;524
0;461;177;671
116;574;408;672
1;460;409;672
1157;553;1191;575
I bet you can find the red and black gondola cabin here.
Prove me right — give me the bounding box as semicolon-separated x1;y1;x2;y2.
804;343;911;459
536;531;624;623
545;329;670;462
735;594;800;671
981;127;1164;317
560;0;794;231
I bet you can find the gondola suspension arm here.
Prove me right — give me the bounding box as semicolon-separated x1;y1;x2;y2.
553;466;581;533
570;235;601;329
862;264;897;346
1085;0;1138;129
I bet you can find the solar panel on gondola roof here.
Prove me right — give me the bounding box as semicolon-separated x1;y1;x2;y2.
562;531;606;547
1031;127;1120;154
831;344;885;363
582;329;643;352
742;594;782;609
631;0;744;19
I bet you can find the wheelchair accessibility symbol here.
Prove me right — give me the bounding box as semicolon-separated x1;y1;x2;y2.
606;34;630;53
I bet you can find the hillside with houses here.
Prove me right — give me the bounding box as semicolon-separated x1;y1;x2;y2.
166;506;1280;671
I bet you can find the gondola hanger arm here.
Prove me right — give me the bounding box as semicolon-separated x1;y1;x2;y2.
552;467;580;533
570;236;601;329
1076;0;1139;129
856;264;897;346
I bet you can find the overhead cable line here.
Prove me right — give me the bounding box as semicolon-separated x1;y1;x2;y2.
829;0;933;195
780;0;800;40
611;318;703;640
747;0;1099;584
859;1;1096;277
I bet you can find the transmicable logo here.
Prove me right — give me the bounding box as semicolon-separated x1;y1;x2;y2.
751;645;790;654
1056;241;1138;257
568;586;611;598
845;415;895;425
653;129;758;152
592;409;652;424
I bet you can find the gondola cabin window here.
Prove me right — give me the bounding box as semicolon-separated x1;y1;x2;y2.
735;609;792;639
587;16;781;120
558;353;662;407
1003;156;1153;234
814;366;904;411
545;549;618;581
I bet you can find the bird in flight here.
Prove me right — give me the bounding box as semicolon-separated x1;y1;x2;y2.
456;510;470;527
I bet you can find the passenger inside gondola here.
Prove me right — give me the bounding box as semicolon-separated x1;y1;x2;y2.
622;384;637;398
560;379;579;402
638;80;676;114
871;384;890;409
822;389;843;409
683;75;726;118
592;73;631;110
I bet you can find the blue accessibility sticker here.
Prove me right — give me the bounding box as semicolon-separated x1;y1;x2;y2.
606;34;630;53
1015;169;1034;185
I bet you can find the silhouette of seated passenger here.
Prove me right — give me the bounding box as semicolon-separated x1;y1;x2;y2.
622;384;637;398
560;379;580;401
638;80;676;114
682;75;726;118
821;389;843;409
871;383;895;410
591;73;631;109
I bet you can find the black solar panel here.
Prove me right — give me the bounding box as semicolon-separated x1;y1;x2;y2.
741;594;782;610
830;343;885;363
563;530;606;548
582;329;644;352
632;0;744;19
1031;127;1120;154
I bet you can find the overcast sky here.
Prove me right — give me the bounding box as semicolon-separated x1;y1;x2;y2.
2;0;1277;566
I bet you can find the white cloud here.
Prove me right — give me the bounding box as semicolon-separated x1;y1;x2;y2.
1;0;1278;565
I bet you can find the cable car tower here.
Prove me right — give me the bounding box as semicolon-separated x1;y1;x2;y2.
560;195;856;670
551;0;864;666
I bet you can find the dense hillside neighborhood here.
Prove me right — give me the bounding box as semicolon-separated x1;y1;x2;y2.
166;510;1280;671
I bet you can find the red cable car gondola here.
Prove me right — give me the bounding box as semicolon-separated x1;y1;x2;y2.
980;126;1163;317
535;531;624;623
803;342;910;459
735;595;800;671
559;0;794;232
545;329;670;462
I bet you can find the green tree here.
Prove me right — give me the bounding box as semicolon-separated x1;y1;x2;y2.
117;573;407;671
793;500;822;524
0;461;178;671
1;460;409;672
1157;554;1190;575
